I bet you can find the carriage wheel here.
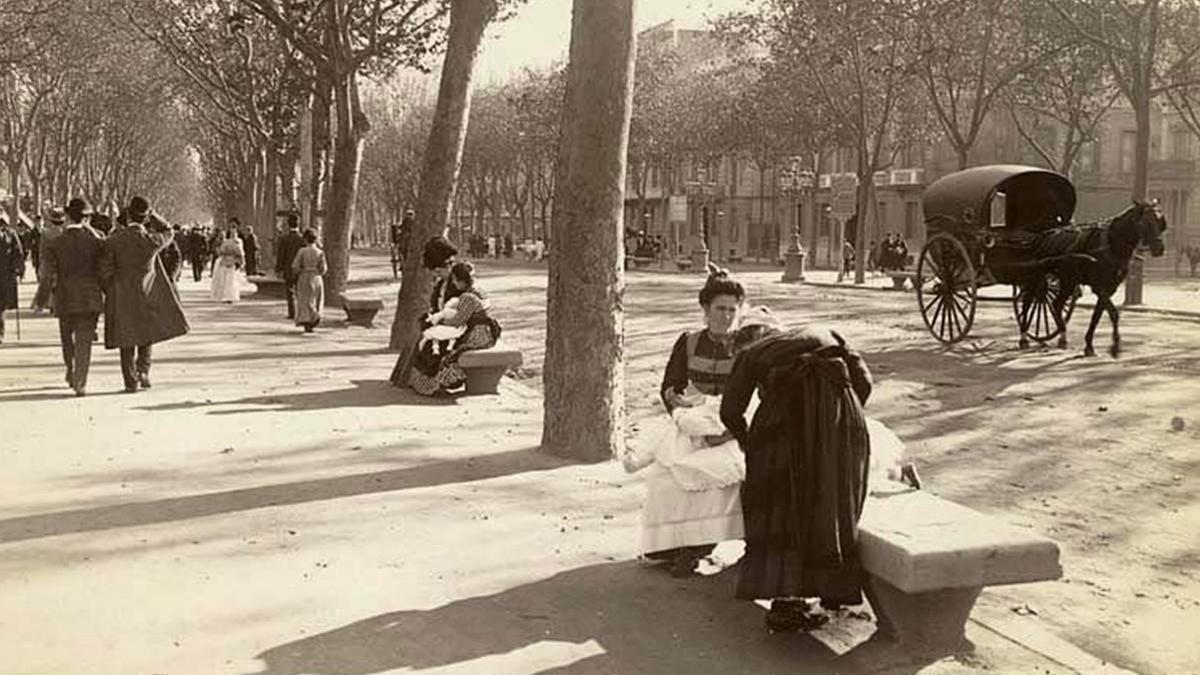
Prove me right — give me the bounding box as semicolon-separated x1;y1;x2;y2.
916;234;978;344
1012;273;1078;343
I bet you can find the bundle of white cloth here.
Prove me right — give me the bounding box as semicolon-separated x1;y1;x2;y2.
420;297;466;345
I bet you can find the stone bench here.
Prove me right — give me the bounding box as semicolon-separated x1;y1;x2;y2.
456;348;523;395
886;271;917;290
247;275;287;299
675;258;694;272
625;256;656;270
859;483;1062;652
342;297;384;327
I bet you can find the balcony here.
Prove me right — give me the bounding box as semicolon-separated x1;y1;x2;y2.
890;168;925;186
1149;159;1196;182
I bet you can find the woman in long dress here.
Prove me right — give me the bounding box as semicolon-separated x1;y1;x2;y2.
210;229;244;303
291;229;326;332
620;265;750;577
720;323;873;632
407;260;501;396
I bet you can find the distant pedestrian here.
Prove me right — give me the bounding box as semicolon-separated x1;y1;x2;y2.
238;220;259;276
187;227;209;281
0;214;25;343
841;239;855;278
101;197;189;392
211;229;244;303
275;213;305;320
44;197;105;396
32;208;65;313
291;229;327;333
160;225;184;283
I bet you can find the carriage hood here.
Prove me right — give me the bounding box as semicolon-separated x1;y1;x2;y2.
923;165;1076;233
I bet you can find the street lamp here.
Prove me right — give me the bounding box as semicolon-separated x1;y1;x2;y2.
779;160;811;282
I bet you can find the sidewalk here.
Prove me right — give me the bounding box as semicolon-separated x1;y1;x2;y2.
0;273;1125;674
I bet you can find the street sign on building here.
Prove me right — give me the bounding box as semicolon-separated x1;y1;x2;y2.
830;174;857;219
669;195;688;223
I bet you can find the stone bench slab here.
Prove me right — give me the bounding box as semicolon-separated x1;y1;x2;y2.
341;297;384;327
860;484;1062;594
457;348;522;395
458;349;523;369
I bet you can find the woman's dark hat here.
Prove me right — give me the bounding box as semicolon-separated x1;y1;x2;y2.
127;196;150;220
422;236;458;269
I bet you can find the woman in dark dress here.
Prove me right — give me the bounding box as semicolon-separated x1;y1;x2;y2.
389;236;463;387
721;324;873;631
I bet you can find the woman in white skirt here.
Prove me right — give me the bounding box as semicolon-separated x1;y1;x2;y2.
210;229;244;303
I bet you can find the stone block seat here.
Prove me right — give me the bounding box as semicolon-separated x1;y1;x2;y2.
886;270;917;290
625;255;657;270
858;483;1062;652
675;257;694;272
342;296;384;327
456;347;523;395
247;275;287;299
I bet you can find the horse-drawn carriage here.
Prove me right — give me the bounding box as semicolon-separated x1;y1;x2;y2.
914;164;1167;354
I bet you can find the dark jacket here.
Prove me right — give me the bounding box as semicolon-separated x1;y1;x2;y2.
276;229;305;279
101;223;189;348
45;225;106;315
0;226;25;310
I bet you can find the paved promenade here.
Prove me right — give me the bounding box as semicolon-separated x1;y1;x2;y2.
0;259;1177;674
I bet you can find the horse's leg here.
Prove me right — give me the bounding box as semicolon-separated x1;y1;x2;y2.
1106;298;1121;358
1083;298;1105;357
1053;283;1072;349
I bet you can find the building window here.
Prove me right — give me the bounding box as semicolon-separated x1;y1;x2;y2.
1120;131;1136;174
904;202;919;240
1171;125;1193;161
1078;140;1097;172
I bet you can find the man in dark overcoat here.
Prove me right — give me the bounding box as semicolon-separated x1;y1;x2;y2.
44;198;106;395
275;213;305;320
187;226;209;282
101;196;189;392
0;214;25;343
238;220;260;277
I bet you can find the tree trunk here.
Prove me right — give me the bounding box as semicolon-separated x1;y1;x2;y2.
7;161;20;230
388;0;498;356
322;73;367;303
1125;88;1152;305
542;0;636;462
261;144;279;269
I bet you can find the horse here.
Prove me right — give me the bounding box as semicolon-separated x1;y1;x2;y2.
1036;201;1167;357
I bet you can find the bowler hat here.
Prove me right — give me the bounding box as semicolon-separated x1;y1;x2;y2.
66;197;92;219
127;196;150;220
48;208;66;225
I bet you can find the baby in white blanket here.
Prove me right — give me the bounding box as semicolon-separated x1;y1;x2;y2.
421;297;467;345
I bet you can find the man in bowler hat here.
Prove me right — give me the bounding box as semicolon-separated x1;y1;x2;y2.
43;198;106;395
275;213;305;319
101;196;189;392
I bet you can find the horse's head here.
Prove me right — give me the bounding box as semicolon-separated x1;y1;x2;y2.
1131;200;1168;257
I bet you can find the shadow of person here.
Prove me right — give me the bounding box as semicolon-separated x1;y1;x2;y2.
137;379;457;414
246;561;850;675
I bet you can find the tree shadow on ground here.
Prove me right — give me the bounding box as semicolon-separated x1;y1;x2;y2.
0;447;564;546
136;379;454;415
244;561;939;675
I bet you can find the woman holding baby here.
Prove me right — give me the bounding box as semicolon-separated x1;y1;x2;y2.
623;264;763;577
407;256;501;396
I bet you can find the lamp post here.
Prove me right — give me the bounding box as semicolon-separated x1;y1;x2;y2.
780;161;810;282
685;169;718;272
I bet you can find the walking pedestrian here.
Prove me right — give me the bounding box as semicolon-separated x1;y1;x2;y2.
0;214;25;343
44;198;105;396
32;208;65;313
101;197;189;392
291;229;327;333
211;228;244;303
275;213;305;320
239;221;259;277
188;227;209;282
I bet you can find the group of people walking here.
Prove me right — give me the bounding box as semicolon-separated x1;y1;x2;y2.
623;264;918;632
0;197;188;395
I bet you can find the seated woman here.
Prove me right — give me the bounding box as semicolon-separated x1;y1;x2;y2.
620;265;753;577
408;261;501;396
720;322;875;632
390;236;462;388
